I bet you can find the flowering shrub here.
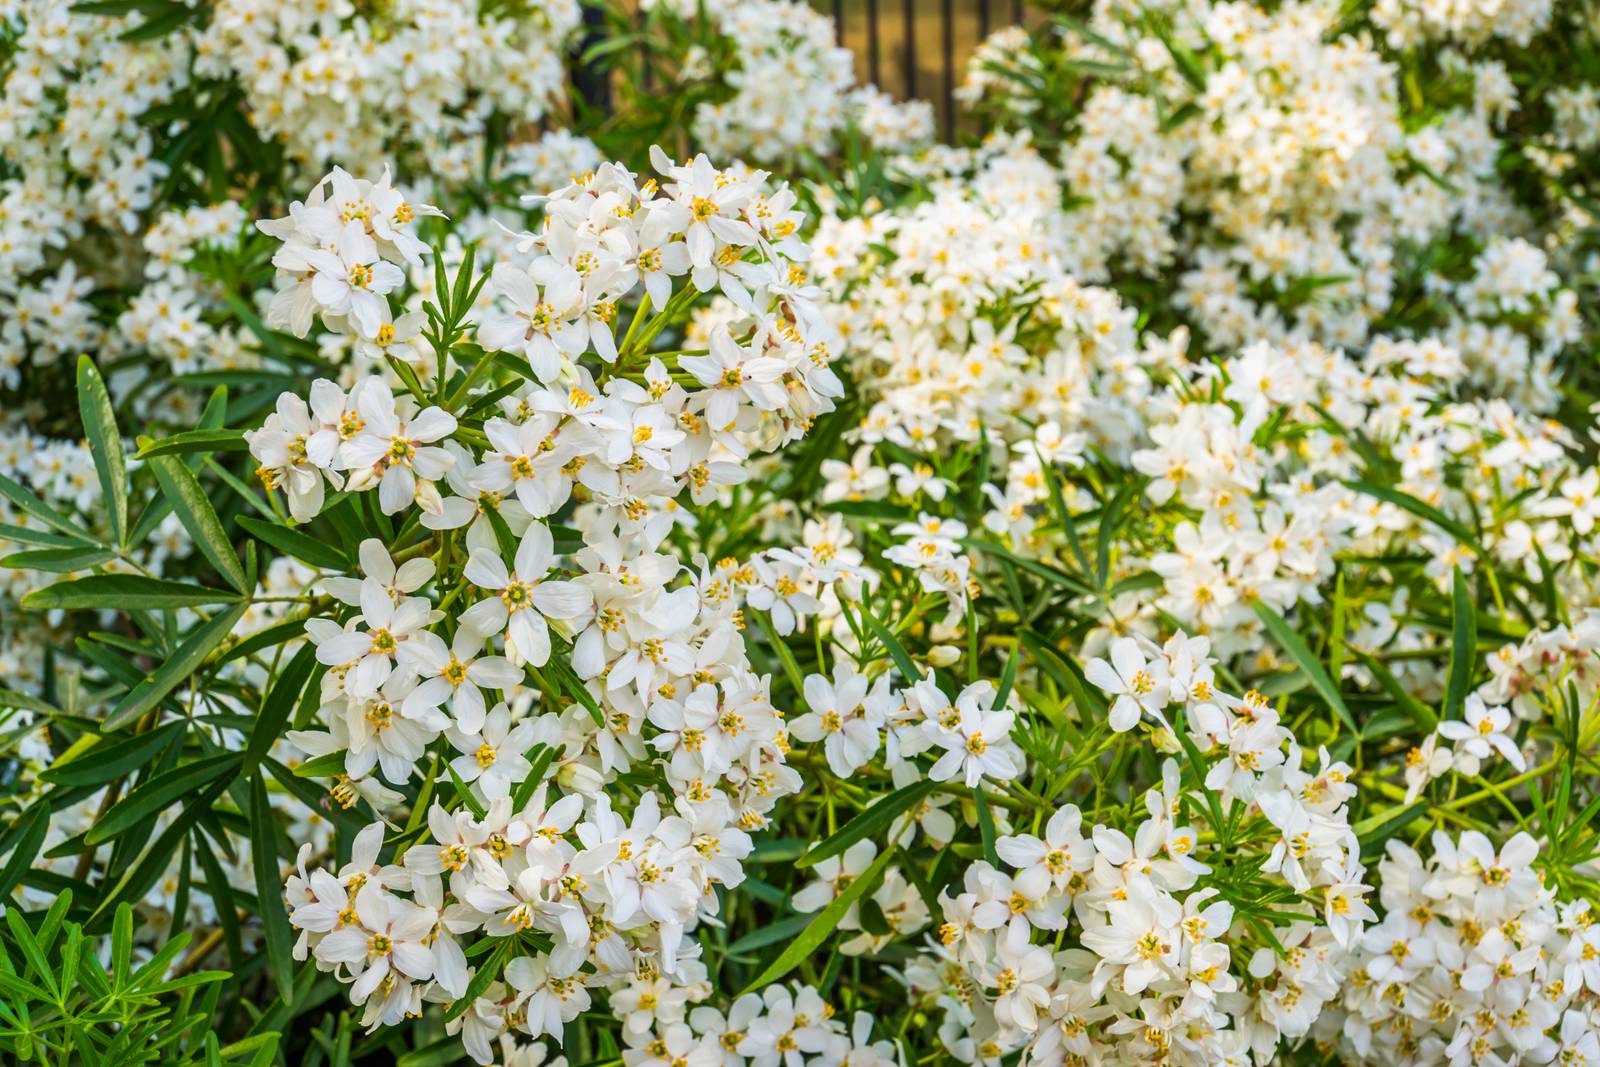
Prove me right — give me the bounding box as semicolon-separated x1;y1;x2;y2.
2;1;1600;1066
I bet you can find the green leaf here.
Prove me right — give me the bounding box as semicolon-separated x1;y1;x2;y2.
135;428;249;459
21;574;241;611
0;688;61;716
0;522;91;549
448;765;488;819
0;805;50;900
1251;600;1359;738
150;455;247;593
1344;481;1480;554
292;752;345;778
726;913;815;955
104;601;249;730
236;515;350;570
42;721;186;786
244;644;317;773
739;844;894;995
443;942;508;1023
960;537;1094;597
1443;566;1476;722
797;779;937;868
1355;800;1427;853
860;607;922;682
86;752;242;845
1349;648;1437;729
546;643;604;727
975;786;1000;866
0;546;117;572
0;472;93;541
78;356;128;548
251;775;296;1005
992;643;1020;709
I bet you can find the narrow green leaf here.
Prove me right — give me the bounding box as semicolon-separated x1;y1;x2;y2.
443;942;507;1022
1251;600;1360;738
546;643;604;727
725;913;815;955
244;644;317;773
292;752;345;778
134;428;249;459
77;356;128;548
0;472;93;540
1344;481;1480;554
861;607;922;682
739;845;894;994
150;455;247;593
1443;566;1476;722
21;573;241;612
1349;648;1437;729
0;805;50;899
86;752;242;845
797;779;936;868
0;522;91;549
974;786;1000;866
448;765;488;819
42;721;186;786
0;546;117;572
104;601;249;730
1355;800;1426;853
251;775;296;1005
236;514;349;570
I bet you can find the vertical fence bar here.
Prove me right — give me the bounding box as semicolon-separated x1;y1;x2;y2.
571;0;612;112
941;0;954;138
867;0;882;87
978;0;990;40
902;0;916;100
639;3;653;91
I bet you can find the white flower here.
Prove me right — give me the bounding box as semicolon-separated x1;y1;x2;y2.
923;681;1018;787
789;668;882;777
1084;637;1171;731
460;524;593;668
304;221;407;338
338;380;458;514
1438;693;1526;771
447;703;538;800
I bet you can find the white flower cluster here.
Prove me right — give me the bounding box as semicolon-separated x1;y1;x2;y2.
116;202;259;378
248;151;859;1061
0;0;578;388
194;0;579;175
1370;0;1555;46
647;0;932;163
955;0;1583;396
901;631;1370;1067
1327;832;1600;1065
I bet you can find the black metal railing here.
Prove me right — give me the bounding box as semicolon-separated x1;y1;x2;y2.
571;1;1030;141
